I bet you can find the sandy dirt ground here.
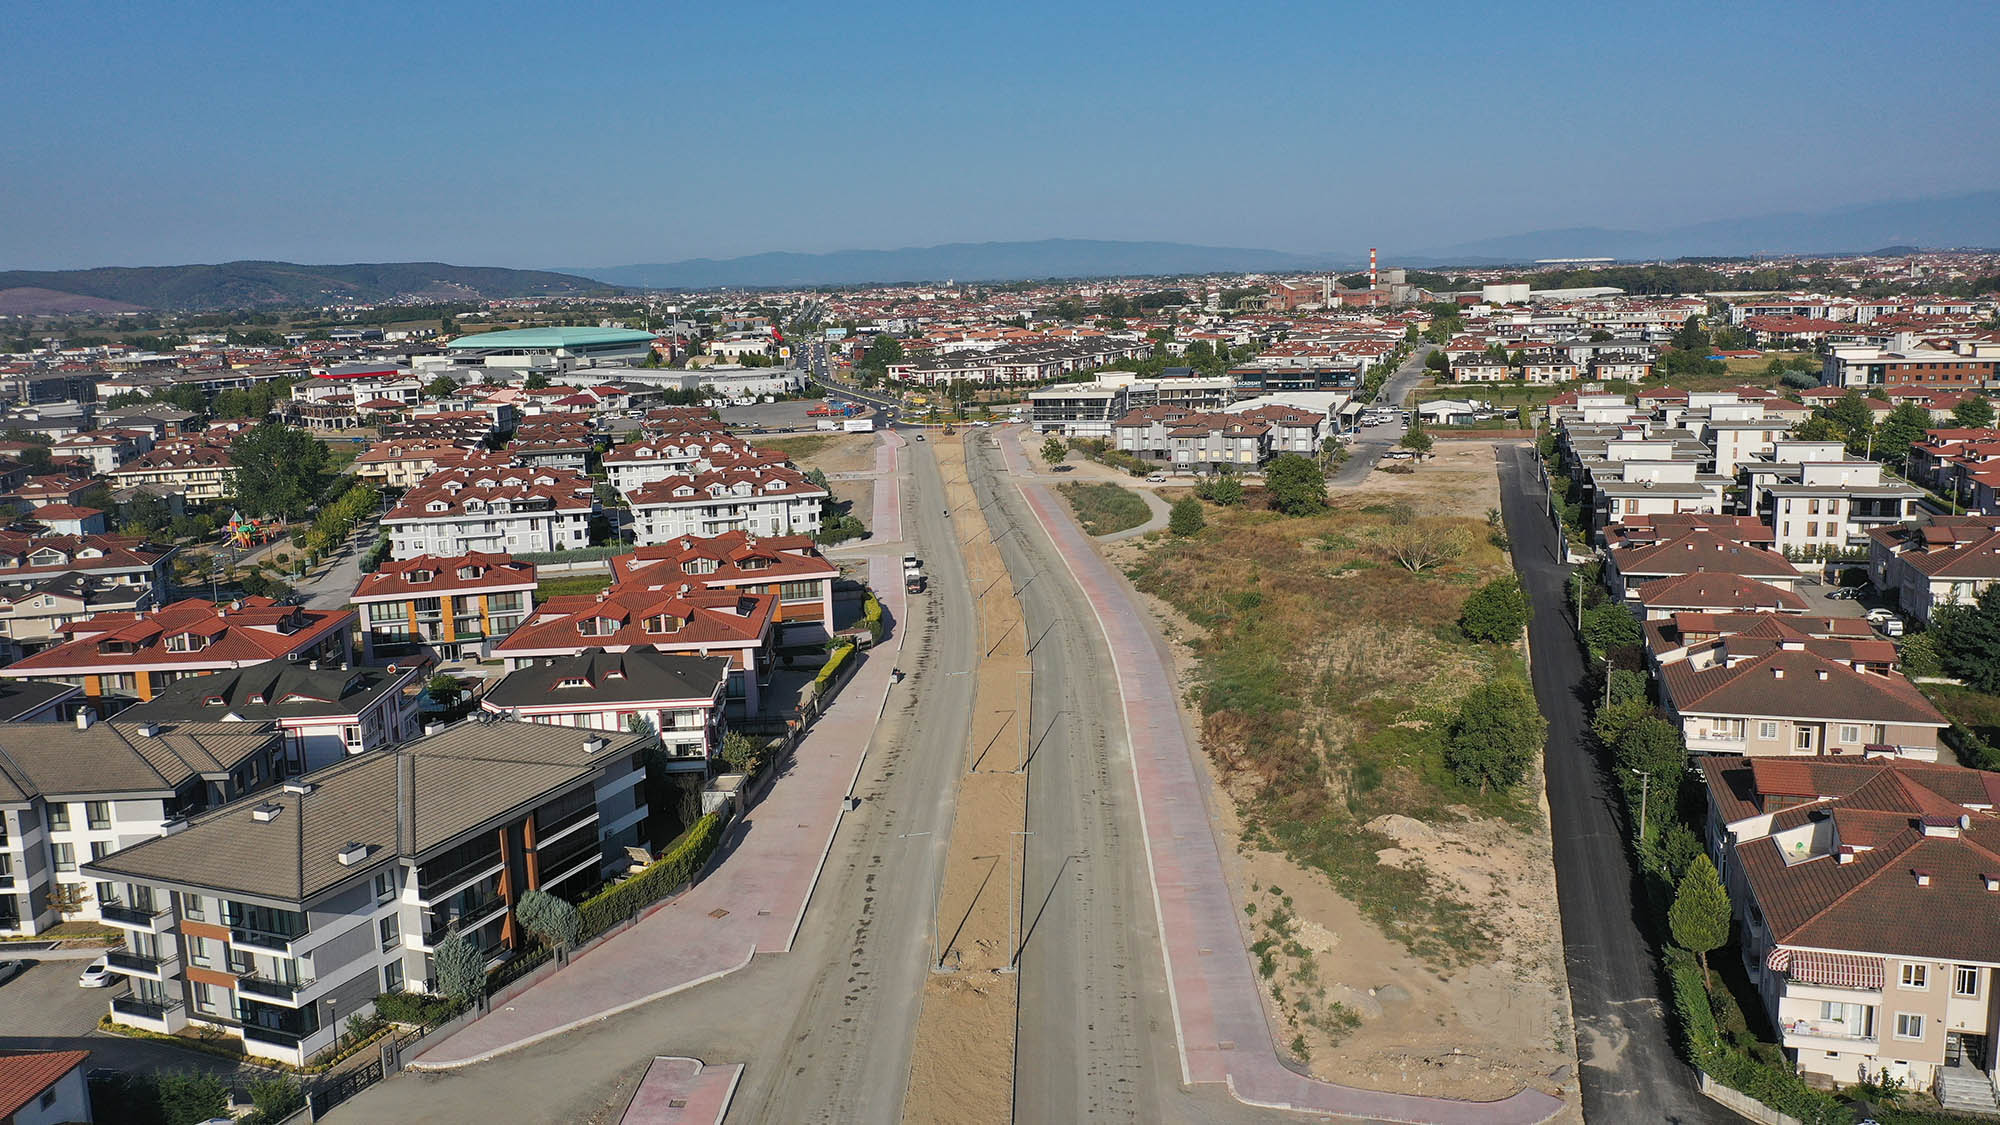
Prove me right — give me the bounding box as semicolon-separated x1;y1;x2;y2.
902;435;1029;1125
1096;438;1580;1119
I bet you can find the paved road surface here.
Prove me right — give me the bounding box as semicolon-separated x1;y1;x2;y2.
332;435;984;1124
1331;345;1435;487
1495;444;1735;1125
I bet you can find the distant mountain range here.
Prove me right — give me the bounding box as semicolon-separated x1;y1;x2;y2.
0;260;613;313
579;191;2000;288
571;239;1349;290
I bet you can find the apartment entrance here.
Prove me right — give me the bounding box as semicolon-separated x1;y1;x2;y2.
1946;1031;1988;1070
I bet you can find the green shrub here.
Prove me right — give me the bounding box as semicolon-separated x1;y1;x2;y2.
862;594;885;641
371;991;462;1025
815;642;856;691
578;813;724;938
515;888;581;950
156;1071;230;1125
433;932;485;1005
1458;575;1528;643
246;1077;305;1124
1168;497;1205;536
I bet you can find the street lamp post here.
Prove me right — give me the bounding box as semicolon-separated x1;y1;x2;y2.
1634;769;1652;843
1014;670;1032;773
999;829;1035;974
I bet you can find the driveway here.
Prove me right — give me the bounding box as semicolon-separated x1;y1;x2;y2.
1495;444;1736;1125
1331;344;1434;486
0;959;271;1081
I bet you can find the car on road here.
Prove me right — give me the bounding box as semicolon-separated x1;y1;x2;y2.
1146;473;1166;482
1824;587;1862;600
913;434;925;441
78;956;119;988
0;960;27;986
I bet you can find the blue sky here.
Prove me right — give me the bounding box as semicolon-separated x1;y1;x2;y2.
5;0;1998;270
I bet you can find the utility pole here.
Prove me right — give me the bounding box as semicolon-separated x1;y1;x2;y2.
1015;670;1033;773
1635;769;1652;843
999;829;1035;974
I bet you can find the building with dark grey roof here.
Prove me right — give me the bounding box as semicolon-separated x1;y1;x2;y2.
481;647;728;765
119;662;425;772
80;719;655;1065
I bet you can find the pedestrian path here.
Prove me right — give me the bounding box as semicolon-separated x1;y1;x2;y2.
620;1057;741;1124
412;549;908;1069
1004;426;1563;1124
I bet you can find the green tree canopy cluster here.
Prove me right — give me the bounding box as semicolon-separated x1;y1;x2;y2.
228;421;330;520
1263;454;1326;516
1459;576;1528;644
1444;677;1547;794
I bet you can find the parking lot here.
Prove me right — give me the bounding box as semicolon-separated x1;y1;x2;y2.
718;400;840;432
0;957;263;1080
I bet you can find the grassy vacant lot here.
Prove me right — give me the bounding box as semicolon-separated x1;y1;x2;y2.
1129;498;1534;965
1930;683;2000;749
754;432;838;459
536;571;614;599
1058;481;1152;536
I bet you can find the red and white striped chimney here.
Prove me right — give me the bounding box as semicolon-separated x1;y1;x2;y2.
1369;248;1378;290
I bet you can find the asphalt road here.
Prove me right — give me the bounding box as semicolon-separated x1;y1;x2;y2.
1495;444;1735;1125
0;958;275;1083
962;431;1286;1125
1330;344;1434;487
331;440;981;1124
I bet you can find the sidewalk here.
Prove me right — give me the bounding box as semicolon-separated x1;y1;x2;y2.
411;548;908;1069
1002;427;1564;1124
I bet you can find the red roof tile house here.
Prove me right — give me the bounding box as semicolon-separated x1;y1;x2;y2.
1660;642;1947;760
1631;571;1810;620
611;532;840;642
0;597;355;711
383;466;598;560
1703;755;2000;1096
1867;517;2000;624
494;580;776;715
351;552;538;661
1606;530;1805;602
0;1048;92;1124
625;465;826;546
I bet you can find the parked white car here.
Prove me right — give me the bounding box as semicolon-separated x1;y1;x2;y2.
78;956;120;988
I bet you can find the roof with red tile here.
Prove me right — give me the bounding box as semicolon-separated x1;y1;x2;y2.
2;597;354;677
1633;571;1808;613
494;580;774;656
610;532;838;589
1661;647;1946;727
352;552;537;602
0;1049;89;1119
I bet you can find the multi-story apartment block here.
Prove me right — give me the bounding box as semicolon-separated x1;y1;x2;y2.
383;466;598;561
625;465;826;545
1867;518;2000;624
482;648;729;766
0;573;154;661
0;532;175;592
1027;385;1126;438
350;552;537;661
0;597;355;712
1746;453;1924;558
611;532;839;642
81;721;653;1065
120;662;425;773
352;443;512;490
495;582;775;715
1823;340;2000;391
1704;754;2000;1101
603;434;779;498
108;440;233;502
0;715;288;934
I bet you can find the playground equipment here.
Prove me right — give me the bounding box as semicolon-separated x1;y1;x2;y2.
224;510;278;549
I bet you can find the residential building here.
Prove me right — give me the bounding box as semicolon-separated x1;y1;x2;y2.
1630;571;1810;620
0;597;355;711
625;465;826;545
0;715;289;934
494;581;775;715
1747;453;1924;558
350;552;537;661
1660;642;1947;759
1027;385;1126;438
382;466;598;561
80;721;655;1065
481;648;729;765
107;440;233;503
610;532;839;642
602;434;779;499
119;663;426;773
1703;754;2000;1096
0;573;154;661
1606;530;1804;601
1822;341;1999;390
1867;518;2000;624
352;443;512;490
0;532;175;592
0;681;81;722
0;1050;92;1125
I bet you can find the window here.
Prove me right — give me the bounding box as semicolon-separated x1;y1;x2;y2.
39;1090;56;1110
89;841;111;861
778;580;820;601
47;804;70;831
1896;1012;1925;1040
188;936;216;968
1758;721;1779;741
1840;725;1861;745
182;892;205;921
379;915;400;952
383;959;405;993
1956;965;1981;998
52;843;75;872
1900;963;1928;990
373;870;396;904
85;801;110;830
192;981;225;1016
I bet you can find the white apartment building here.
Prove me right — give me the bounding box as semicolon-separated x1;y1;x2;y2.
382;467;598;561
625;466;826;545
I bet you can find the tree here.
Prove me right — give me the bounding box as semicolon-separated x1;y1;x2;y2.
426;674;460;705
1591;697;1654;749
857;334;904;374
1824;391;1876;455
1398;429;1433;457
1383;522;1469;573
47;881;91;920
513;888;581;951
1263;454;1326;516
1582;603;1643;659
1931;585;2000;692
1424;349;1448;374
1459;576;1528;644
1199;474;1244;506
1040;436;1067;467
1168;497;1205;536
1671;315;1708;352
1874;401;1931;463
1791;414;1840;443
720;729;762;775
1669;854;1732;983
1953;396;1996;429
433;932;485;1005
228;421;329;520
247;1077;306;1124
1444;678;1547;794
156;1071;230;1125
523;371;551;390
1898;630;1943;679
425;375;460;400
1614;716;1687;796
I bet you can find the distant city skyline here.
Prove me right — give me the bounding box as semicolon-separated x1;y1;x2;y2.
5;0;1998;270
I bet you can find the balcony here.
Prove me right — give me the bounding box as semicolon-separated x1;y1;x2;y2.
424;894;506;947
236;975;314;1003
417;852;503;902
1781;1019;1877;1051
99;901;170;928
112;995;184;1023
229;927;305;953
240;1023;308;1050
105;949;165;975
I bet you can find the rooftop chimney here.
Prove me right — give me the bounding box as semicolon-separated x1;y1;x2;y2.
251;802;283;823
396;750;416;855
74;708;94;731
1915;869;1933;887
